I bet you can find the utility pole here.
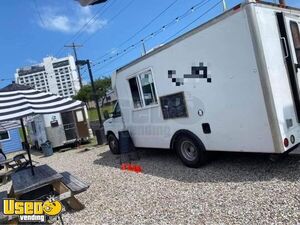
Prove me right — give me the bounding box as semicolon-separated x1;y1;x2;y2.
141;41;147;56
76;59;104;145
86;60;103;127
65;42;83;88
222;0;227;11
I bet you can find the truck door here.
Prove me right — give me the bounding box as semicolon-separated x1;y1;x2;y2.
277;13;300;122
109;102;124;138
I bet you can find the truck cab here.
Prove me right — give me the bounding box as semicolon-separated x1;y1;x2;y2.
103;102;124;154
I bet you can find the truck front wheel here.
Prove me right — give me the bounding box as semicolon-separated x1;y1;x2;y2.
107;133;120;154
175;135;207;168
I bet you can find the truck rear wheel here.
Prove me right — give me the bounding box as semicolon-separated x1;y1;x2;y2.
175;135;207;168
107;133;120;154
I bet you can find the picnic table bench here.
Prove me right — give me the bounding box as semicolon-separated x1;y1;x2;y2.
57;171;90;211
60;172;89;195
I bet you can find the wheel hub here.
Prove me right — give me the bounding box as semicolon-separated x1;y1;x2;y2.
181;141;198;161
109;139;116;149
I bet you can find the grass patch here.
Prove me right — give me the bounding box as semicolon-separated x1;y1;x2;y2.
88;104;114;121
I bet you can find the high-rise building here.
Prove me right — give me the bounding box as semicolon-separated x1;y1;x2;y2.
15;56;81;98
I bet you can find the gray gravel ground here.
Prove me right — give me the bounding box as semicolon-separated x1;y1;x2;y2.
1;145;300;225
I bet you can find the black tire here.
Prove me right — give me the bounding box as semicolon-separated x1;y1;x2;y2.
175;135;207;168
107;133;120;154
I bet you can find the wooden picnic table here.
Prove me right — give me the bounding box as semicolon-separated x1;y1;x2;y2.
10;165;86;211
11;165;62;197
0;164;89;224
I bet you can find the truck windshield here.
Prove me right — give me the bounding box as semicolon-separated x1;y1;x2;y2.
113;103;121;117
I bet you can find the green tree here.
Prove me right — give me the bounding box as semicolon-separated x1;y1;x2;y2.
74;76;111;106
94;76;111;105
74;85;92;102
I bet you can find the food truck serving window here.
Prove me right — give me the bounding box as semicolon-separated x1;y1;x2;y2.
290;21;300;63
129;77;143;108
160;92;188;119
128;70;158;108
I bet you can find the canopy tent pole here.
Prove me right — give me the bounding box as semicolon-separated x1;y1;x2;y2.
20;118;34;175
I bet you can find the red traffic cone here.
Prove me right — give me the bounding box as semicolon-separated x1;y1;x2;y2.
128;164;133;171
133;165;138;173
121;163;126;170
137;165;142;173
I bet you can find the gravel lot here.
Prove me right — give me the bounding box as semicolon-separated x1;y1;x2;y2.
1;145;300;224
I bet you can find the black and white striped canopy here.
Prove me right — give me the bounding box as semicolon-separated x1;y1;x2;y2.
0;83;84;122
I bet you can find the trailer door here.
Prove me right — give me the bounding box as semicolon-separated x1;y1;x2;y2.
74;109;89;138
277;13;300;122
61;111;77;140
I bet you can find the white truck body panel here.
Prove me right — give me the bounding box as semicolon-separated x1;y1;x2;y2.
104;2;300;154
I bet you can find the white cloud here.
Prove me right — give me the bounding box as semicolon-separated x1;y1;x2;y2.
37;5;107;34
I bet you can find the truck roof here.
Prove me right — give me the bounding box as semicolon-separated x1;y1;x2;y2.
116;0;300;74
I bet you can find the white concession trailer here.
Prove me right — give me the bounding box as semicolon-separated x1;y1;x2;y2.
27;107;91;149
104;0;300;167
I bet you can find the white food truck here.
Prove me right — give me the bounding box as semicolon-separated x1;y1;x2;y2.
104;0;300;167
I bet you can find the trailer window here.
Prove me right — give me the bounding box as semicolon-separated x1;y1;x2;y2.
139;71;157;106
75;110;84;122
290;21;300;63
129;77;142;108
0;131;9;141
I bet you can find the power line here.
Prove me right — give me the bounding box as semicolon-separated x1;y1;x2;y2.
37;1;114;81
163;0;223;43
81;0;136;44
89;0;213;71
71;0;117;42
33;0;46;27
54;0;112;57
88;0;223;77
93;44;136;74
94;0;180;62
52;1;117;81
119;0;180;47
80;0;211;75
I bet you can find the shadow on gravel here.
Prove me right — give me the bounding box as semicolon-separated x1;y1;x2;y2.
93;148;300;183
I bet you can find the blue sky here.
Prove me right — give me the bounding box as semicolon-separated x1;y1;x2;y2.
0;0;299;88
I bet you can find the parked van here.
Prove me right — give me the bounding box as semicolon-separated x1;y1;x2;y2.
104;0;300;167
